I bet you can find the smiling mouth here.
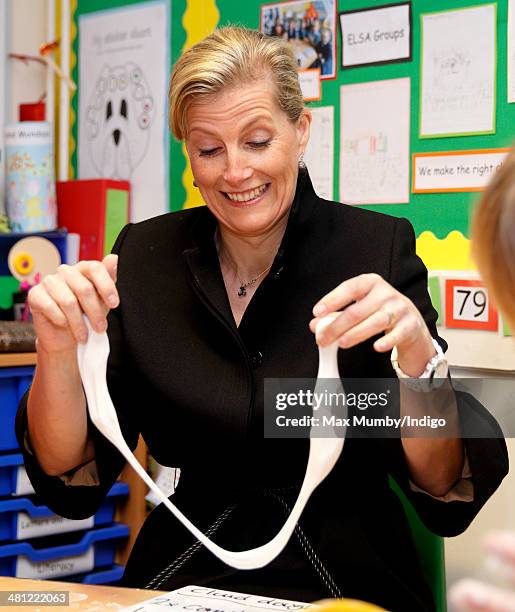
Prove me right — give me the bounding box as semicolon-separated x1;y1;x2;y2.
223;183;269;203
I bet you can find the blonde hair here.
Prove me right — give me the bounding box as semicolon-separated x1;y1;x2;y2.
168;26;304;140
471;148;515;329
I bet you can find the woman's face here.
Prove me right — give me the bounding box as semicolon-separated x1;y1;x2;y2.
185;79;310;238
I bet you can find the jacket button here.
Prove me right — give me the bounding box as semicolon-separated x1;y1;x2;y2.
250;351;263;369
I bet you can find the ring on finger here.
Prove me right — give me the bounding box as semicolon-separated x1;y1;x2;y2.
383;307;395;329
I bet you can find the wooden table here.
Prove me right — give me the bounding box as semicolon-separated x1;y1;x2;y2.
0;353;36;367
0;576;165;611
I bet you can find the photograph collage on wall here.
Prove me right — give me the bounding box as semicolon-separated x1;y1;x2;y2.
260;0;337;79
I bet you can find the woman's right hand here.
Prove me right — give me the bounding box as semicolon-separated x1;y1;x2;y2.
28;254;119;354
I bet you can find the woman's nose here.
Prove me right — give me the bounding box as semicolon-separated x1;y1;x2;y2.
222;151;253;186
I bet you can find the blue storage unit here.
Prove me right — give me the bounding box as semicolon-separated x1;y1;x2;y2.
0;523;129;579
0;482;128;541
0;364;132;581
0;367;34;452
67;563;125;585
0;453;26;496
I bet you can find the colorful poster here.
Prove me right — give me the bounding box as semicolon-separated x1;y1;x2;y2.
420;5;496;138
304;106;334;200
339;3;412;68
339;78;410;205
78;0;170;223
261;0;337;79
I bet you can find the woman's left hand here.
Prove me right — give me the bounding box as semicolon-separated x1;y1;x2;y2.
309;273;435;377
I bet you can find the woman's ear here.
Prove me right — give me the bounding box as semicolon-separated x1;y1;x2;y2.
297;109;312;153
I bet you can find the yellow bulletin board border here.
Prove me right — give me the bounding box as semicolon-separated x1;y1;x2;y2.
411;147;512;194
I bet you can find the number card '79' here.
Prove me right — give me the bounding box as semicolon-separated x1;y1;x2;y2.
445;279;499;331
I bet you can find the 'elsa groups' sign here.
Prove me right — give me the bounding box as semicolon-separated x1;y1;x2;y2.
339;3;412;68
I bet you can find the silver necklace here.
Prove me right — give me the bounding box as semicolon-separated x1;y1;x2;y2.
237;265;272;297
215;230;274;297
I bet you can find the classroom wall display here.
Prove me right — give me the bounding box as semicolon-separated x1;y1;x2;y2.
260;0;337;79
68;0;515;369
420;4;497;139
429;271;515;371
77;0;170;223
412;148;511;193
509;0;515;103
339;2;412;69
339;77;410;205
69;1;515;234
304;105;334;200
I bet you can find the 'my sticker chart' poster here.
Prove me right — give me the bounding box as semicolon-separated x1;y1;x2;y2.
78;1;170;222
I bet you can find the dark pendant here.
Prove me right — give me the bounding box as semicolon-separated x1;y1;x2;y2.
238;286;247;297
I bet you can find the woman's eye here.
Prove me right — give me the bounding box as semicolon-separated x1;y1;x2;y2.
248;140;271;149
199;147;220;157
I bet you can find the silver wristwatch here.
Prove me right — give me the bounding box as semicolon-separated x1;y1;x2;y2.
391;338;448;391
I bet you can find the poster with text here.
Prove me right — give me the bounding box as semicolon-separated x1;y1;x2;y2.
420;4;496;138
339;3;411;68
78;0;170;223
339;78;410;205
261;0;337;79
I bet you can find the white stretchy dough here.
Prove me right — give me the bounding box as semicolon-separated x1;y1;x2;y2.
77;315;345;570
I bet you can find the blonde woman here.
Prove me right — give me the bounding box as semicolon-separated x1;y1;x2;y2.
19;27;507;611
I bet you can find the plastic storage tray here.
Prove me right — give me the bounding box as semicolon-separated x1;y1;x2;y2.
0;453;28;496
0;367;34;452
66;563;125;585
0;523;129;579
0;481;128;541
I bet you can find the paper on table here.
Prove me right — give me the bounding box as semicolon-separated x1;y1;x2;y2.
145;462;180;507
77;317;345;571
304;106;334;201
339;78;410;205
121;585;314;612
77;1;170;222
420;5;496;137
509;0;515;103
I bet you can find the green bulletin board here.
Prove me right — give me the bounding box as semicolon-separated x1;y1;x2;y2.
71;0;515;240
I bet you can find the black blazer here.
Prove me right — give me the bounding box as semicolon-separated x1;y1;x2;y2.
17;170;508;611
